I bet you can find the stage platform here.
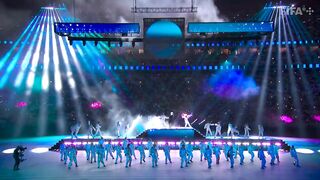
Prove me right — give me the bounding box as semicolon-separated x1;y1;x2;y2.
49;128;290;151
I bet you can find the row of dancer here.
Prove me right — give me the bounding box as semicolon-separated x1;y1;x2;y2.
59;139;300;169
204;122;265;138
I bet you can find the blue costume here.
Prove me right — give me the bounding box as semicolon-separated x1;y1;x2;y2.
163;143;172;164
90;144;97;163
129;143;137;160
59;143;66;161
150;145;158;167
186;143;194;163
223;144;230;161
124;145;132;168
85;143;91;161
228;146;235;168
105;142;114;161
97;145;106;168
290;146;300;167
200;142;206;161
137;143;146;164
214;145;221;164
114;144;123;164
179;145;188;168
204;146;213;168
239;145;245;165
67;146;78;169
247;144;255;162
268;145;276;165
258;147;266;169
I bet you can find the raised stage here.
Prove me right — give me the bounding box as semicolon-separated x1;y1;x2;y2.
49;128;290;151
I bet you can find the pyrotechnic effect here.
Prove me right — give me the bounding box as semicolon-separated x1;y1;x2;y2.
280;115;294;124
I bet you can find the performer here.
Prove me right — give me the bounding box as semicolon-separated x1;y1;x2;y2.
258;124;264;137
70;122;81;139
227;146;235;168
98;137;104;145
268;144;276;166
223;143;230;161
239;145;245;165
13;146;26;171
88;121;96;139
258;146;266;169
95;122;102;138
125;124;130;137
227;123;233;136
97;144;106;168
204;122;214;137
150;144;158;168
181;113;192;127
159;114;170;122
163;142;172;164
147;139;153;157
129;142;137;160
67;145;78;169
90;143;97;163
179;144;188;168
213;144;221;165
85;143;91;161
63;145;69;164
274;144;280;163
290;146;300;167
137;142;146;164
59;143;66;161
231;126;240;137
199;141;206;161
105;140;114;161
244;124;251;137
114;143;123;164
116;121;121;137
123;138;128;150
186;142;194;163
204;145;213;169
214;122;222;138
248;144;255;162
124;144;132;168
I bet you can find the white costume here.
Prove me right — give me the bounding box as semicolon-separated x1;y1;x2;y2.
95;123;102;137
214;122;222;137
88;121;96;138
227;123;233;136
181;113;192;127
70;122;81;139
258;125;264;137
244;125;251;137
204;122;214;137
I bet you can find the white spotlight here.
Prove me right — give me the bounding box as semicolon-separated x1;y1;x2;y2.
31;147;49;153
2;148;15;154
296;148;314;154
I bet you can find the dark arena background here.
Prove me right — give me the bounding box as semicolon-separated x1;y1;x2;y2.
0;0;319;180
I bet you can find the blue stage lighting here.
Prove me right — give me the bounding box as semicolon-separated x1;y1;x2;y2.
54;23;140;34
188;22;274;33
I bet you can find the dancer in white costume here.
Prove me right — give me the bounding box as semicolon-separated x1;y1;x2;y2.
181;113;192;127
244;124;251;137
70;122;81;139
204;122;214;137
88;121;96;139
214;122;222;137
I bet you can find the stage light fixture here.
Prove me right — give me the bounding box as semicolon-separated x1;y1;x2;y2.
2;148;15;154
296;148;314;154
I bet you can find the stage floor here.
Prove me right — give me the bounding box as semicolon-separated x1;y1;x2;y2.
0;137;319;180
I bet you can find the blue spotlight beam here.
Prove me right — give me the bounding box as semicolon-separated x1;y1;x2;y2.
188;22;274;33
54;23;140;35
